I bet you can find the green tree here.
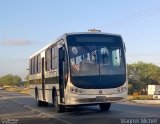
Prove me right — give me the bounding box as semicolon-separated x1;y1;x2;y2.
127;61;160;95
0;74;21;86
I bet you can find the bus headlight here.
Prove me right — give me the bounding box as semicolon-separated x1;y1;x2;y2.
70;86;86;94
117;86;127;93
75;88;78;93
70;87;78;93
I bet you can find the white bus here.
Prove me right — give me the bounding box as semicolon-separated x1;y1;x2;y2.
29;32;127;112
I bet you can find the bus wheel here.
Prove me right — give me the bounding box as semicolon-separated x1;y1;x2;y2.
35;88;43;107
43;102;48;107
52;89;65;113
99;103;111;111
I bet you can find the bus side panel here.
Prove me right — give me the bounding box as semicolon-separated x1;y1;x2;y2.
44;71;59;103
44;84;59;103
29;73;43;101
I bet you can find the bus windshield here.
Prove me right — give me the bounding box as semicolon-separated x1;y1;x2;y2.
67;34;126;89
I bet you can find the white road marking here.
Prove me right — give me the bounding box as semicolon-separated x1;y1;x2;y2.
0;94;72;124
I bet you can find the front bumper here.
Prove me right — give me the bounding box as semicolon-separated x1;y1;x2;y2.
65;90;127;105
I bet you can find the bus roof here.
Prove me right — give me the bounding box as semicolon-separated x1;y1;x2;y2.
65;32;121;37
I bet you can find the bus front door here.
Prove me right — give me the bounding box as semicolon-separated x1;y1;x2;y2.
59;47;65;103
42;57;46;101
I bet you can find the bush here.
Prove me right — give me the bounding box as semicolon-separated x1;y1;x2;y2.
128;95;153;100
5;87;29;94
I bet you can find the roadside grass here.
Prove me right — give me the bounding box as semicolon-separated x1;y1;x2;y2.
5;87;29;94
128;95;153;100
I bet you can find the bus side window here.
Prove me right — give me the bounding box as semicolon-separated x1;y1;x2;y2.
51;46;58;69
54;46;58;69
46;48;51;71
34;56;37;73
51;47;54;69
37;54;41;73
29;59;32;75
32;58;35;74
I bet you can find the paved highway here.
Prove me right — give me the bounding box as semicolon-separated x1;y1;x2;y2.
0;90;160;124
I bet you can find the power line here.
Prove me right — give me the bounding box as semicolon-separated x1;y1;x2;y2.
100;4;160;28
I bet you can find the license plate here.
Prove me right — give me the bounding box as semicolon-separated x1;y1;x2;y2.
96;96;106;102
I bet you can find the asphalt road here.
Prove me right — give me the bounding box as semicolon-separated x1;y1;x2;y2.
0;90;160;124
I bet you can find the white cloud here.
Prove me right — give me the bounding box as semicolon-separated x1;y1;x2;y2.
0;39;34;46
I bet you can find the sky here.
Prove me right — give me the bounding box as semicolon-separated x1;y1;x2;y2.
0;0;160;79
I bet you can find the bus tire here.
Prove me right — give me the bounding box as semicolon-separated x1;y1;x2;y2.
52;88;65;113
35;88;43;107
43;101;48;107
99;103;111;111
